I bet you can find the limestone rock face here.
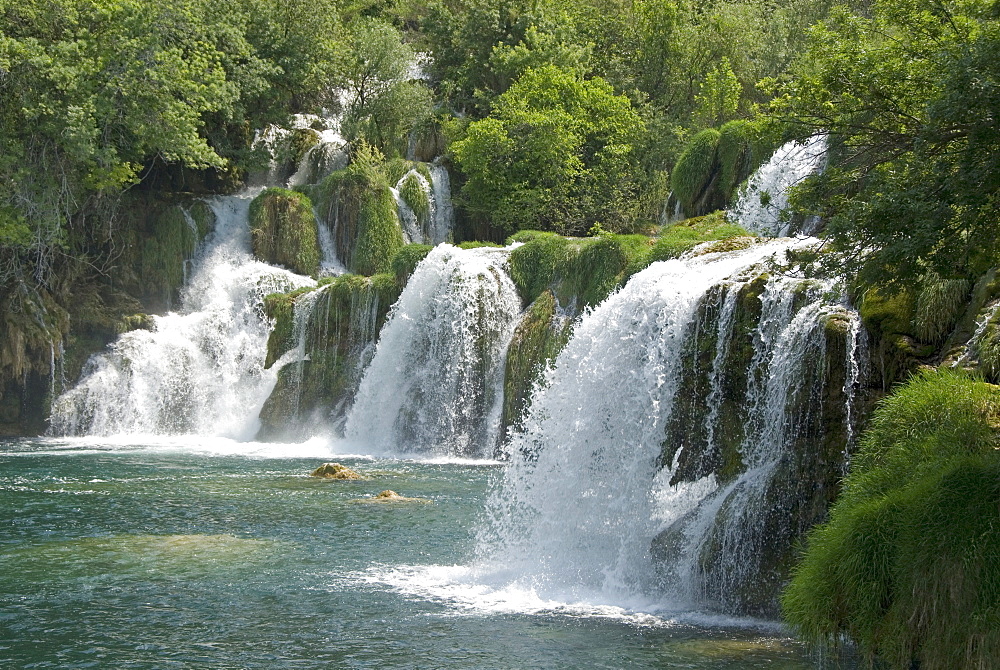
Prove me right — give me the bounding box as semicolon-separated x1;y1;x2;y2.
309;462;364;479
256;274;401;441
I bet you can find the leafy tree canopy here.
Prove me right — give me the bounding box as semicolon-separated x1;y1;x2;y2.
771;0;1000;288
451;65;645;236
0;0;344;282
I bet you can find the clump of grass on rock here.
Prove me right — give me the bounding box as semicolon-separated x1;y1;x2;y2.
782;368;1000;669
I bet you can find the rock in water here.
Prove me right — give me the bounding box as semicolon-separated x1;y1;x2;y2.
310;462;364;479
356;490;429;503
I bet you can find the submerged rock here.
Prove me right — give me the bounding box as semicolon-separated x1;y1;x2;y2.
309;462;364;479
355;489;429;503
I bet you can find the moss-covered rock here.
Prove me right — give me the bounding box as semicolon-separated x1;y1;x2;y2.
257;273;403;440
310;462;365;479
0;282;71;435
672;128;722;216
653;273;862;617
717;121;753;199
506;232;655;308
249;188;320;276
500;290;572;440
353;186;404;275
118;313;154;333
651;211;755;261
128;199;213;310
354;489;431;503
398;171;431;232
262;285;318;368
310;162;405;276
391;243;434;285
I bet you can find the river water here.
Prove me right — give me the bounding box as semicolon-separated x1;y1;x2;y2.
0;438;831;669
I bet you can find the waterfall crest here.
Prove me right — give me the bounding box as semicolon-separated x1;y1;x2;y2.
49;193;315;439
344;245;521;457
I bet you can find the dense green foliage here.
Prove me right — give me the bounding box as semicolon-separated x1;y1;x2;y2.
452;65;645;236
339;19;432;155
772;0;1000;287
0;0;347;284
782;369;1000;668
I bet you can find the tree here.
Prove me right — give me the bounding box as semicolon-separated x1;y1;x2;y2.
339;19;432;156
770;0;1000;287
451;65;645;235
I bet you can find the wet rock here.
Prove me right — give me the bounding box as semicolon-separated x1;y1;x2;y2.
309;462;364;479
356;489;429;503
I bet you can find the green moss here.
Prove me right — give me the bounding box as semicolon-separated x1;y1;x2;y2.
286;128;320;165
782;369;1000;668
310;155;405;277
249;188;320;276
507;231;658;308
563;235;655;307
672;128;721;215
391;244;433;285
507;234;572;304
858;286;916;337
257;272;404;441
188;200;215;239
717;120;754;201
383;158;432;185
505;229;560;244
262;286;318;367
398;172;431;229
501;290;572;439
352;185;404;276
117;313;153;333
457;241;501;249
651;211;754;261
370;272;400;300
138;203;205;307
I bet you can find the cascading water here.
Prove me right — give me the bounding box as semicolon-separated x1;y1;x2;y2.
654;275;863;613
428;164;455;244
392;170;428;244
344;245;521;457
730;135;828;237
471;238;853;609
49;192;315;439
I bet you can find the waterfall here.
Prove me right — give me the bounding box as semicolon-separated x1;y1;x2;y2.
49;192;315;439
656;276;862;613
344;245;521;457
391;178;426;245
428;164;454;245
468;235;863;614
730;135;828;237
